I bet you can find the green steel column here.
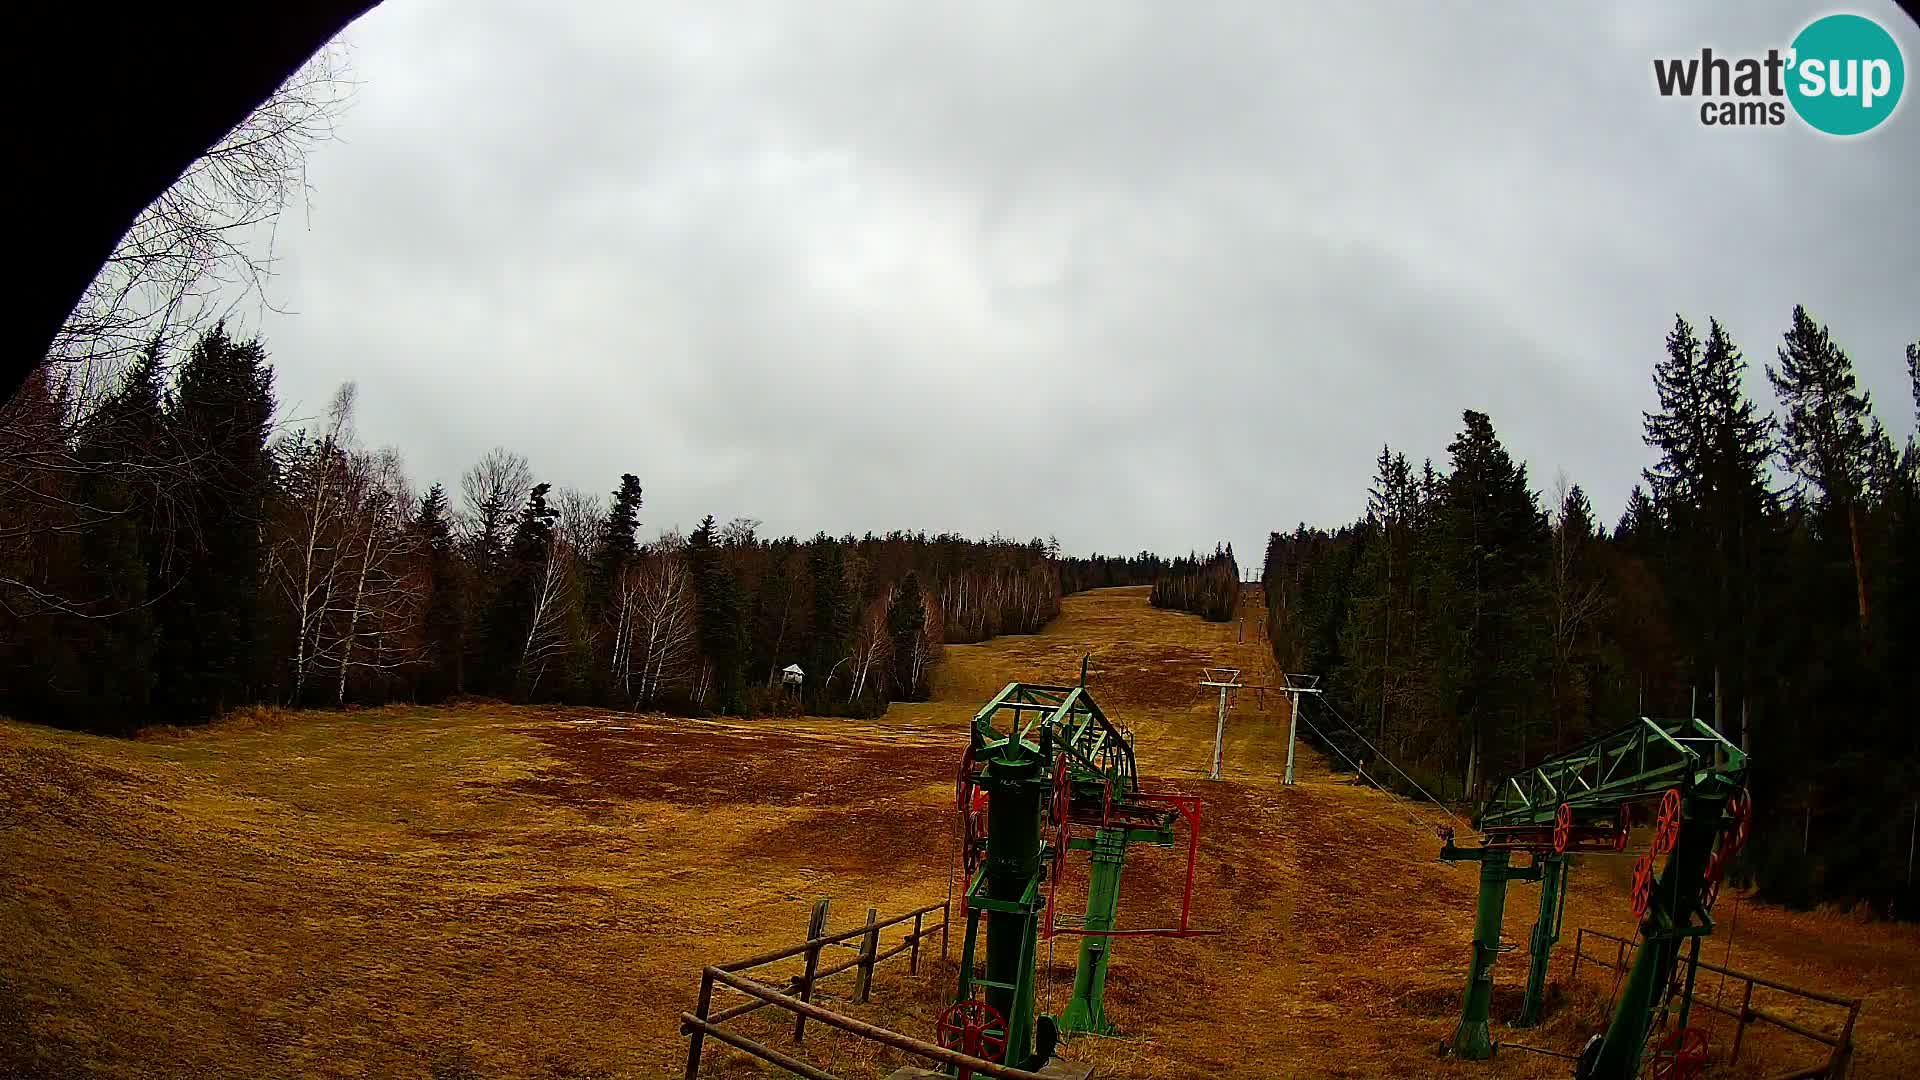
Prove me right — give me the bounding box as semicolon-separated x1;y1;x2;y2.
983;750;1043;1068
1060;827;1127;1035
1515;854;1567;1028
1587;793;1718;1080
1451;848;1512;1059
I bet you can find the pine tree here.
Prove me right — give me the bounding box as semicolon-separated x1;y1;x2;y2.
416;483;463;700
805;537;853;710
151;324;276;720
1643;316;1774;745
65;350;166;726
1614;485;1659;548
887;570;928;700
1768;305;1874;634
750;541;800;687
479;483;558;697
584;473;642;697
1437;410;1549;793
688;515;747;713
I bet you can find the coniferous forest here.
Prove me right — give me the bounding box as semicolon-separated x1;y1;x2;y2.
1264;308;1919;916
0;326;1066;728
1150;545;1240;622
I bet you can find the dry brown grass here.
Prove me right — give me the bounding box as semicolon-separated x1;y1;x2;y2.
2;587;1915;1079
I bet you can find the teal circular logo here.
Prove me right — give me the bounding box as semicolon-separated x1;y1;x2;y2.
1787;14;1905;135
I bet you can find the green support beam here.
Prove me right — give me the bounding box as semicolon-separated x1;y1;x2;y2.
957;682;1189;1062
1515;854;1567;1028
1059;828;1127;1035
1438;844;1542;1058
1585;789;1726;1080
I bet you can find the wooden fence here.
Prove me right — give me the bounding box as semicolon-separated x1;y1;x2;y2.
682;896;1051;1080
1569;926;1861;1079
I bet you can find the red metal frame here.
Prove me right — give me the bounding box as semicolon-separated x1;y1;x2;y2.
1045;792;1221;939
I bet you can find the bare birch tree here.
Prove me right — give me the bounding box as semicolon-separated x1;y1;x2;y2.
268;382;355;702
459;447;532;564
328;447;422;703
630;549;698;704
847;586;894;703
517;527;577;697
50;47;354;377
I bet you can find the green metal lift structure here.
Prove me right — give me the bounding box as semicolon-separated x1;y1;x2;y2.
1437;715;1750;1079
947;680;1208;1072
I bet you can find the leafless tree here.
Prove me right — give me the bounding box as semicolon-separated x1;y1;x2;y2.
905;588;944;695
327;447;422;703
848;586;893;702
459;447;532;562
49;46;354;381
518;526;578;697
555;487;606;557
268;382;355;701
630;550;697;705
720;517;762;547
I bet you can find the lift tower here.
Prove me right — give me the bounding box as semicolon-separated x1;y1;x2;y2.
1436;716;1750;1079
952;681;1208;1070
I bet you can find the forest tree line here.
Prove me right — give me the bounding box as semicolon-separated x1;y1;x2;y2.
0;326;1068;729
1058;552;1168;594
1263;306;1918;915
1151;545;1241;622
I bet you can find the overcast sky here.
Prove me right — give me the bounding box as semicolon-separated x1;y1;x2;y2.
246;0;1919;564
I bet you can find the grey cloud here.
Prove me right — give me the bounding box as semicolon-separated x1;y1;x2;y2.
254;0;1920;563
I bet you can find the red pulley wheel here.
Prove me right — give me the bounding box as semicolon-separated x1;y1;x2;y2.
955;744;976;814
1653;787;1683;856
1726;789;1752;855
936;998;1008;1074
1051;756;1070;829
1650;1026;1709;1080
1631;850;1656;920
1553;802;1573;854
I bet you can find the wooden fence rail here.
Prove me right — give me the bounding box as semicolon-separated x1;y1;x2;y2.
684;897;973;1080
1569;926;1861;1080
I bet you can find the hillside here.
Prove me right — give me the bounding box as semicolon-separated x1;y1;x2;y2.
2;587;1914;1078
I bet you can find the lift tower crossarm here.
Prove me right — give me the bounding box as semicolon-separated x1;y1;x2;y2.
1475;717;1745;832
1436;715;1749;1076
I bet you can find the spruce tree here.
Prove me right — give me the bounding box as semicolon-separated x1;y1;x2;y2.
480;483;557;698
805;537;853;710
688;515;747;713
1768;305;1874;633
750;541;799;686
887;571;927;700
1437;410;1549;793
416;483;464;700
1643;316;1774;743
151;324;276;721
585;473;642;697
65;350;166;726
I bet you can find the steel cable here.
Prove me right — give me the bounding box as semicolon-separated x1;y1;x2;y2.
1310;694;1477;835
1292;709;1455;840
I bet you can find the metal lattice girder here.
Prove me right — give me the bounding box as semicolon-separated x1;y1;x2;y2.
1475;716;1748;832
969;682;1146;810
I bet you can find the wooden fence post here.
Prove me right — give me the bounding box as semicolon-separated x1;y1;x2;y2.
855;907;880;1003
792;899;830;1044
1731;979;1754;1063
684;968;715;1080
1831;998;1860;1078
1571;929;1583;983
910;910;924;974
